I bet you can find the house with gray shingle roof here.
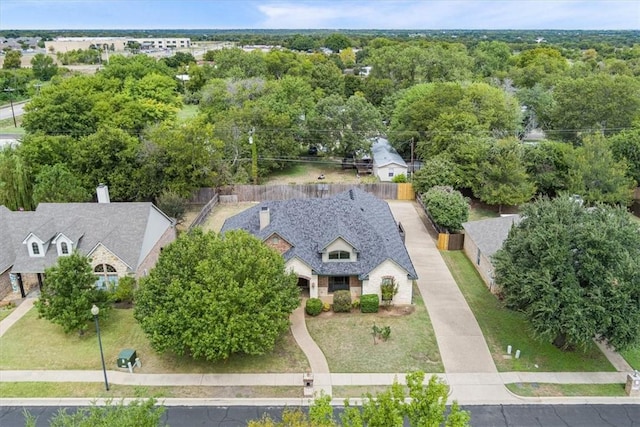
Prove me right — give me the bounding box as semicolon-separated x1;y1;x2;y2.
0;200;176;300
371;137;408;182
461;215;521;292
221;188;417;304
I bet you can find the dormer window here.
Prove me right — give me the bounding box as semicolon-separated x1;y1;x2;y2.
31;242;40;255
60;242;69;255
328;250;350;260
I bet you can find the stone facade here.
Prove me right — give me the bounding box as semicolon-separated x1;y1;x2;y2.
90;244;129;276
135;225;177;278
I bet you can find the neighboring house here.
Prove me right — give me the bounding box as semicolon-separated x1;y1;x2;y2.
371;137;408;182
221;188;418;304
461;215;521;293
0;191;176;300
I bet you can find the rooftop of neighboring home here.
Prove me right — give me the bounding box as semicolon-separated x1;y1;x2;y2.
462;215;521;259
221;188;417;280
0;202;173;274
371;137;407;168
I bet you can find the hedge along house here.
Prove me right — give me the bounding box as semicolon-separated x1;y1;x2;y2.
221;188;417;304
461;215;521;294
0;187;176;300
371;137;408;182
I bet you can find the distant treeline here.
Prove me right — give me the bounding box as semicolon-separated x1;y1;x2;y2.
2;29;639;49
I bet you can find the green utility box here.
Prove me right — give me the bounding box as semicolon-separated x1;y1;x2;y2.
117;349;137;368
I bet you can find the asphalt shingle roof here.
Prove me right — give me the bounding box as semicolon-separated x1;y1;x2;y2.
462;215;521;259
221;188;417;280
2;202;169;274
372;137;407;168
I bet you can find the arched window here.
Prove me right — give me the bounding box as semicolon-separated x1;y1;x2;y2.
60;242;69;255
94;263;119;290
31;242;40;255
328;250;350;260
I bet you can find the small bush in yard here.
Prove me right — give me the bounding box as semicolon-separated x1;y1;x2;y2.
305;298;323;316
333;290;352;312
113;276;136;304
361;294;379;313
322;302;331;312
351;299;361;310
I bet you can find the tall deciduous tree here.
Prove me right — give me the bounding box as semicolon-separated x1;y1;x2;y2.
32;163;91;204
35;252;110;335
567;134;636;205
549;74;640;141
309;94;381;158
2;49;22;69
30;53;58;81
474;138;536;212
0;146;33;211
134;229;300;362
494;197;640;351
609;128;640;185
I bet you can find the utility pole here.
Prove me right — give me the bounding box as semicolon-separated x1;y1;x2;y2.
410;137;414;176
3;87;17;127
249;127;258;185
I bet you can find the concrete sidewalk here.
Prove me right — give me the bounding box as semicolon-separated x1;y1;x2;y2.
0;370;636;406
387;201;514;402
0;297;35;338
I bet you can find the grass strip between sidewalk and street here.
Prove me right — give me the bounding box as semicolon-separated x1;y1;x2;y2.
0;308;309;374
306;284;443;373
505;383;627;397
440;251;614;372
0;382;302;399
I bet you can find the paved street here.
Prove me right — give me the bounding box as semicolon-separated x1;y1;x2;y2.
1;404;638;427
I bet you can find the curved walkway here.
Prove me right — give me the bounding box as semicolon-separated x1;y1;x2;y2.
289;303;332;396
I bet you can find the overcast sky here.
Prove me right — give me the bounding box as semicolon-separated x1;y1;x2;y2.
1;0;638;30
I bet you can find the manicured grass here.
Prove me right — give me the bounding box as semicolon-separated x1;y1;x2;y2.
506;383;626;397
0;305;16;322
0;308;309;373
264;161;361;185
332;385;410;398
440;251;614;372
0;382;302;398
621;347;640;370
306;286;443;373
177;104;199;122
0;117;25;134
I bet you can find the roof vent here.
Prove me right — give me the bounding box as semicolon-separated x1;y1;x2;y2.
97;184;110;203
349;189;354;200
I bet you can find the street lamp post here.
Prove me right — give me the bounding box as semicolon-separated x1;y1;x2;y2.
91;304;109;391
3;87;17;128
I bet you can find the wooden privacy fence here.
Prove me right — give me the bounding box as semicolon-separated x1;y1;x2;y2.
202;183;415;202
188;193;219;230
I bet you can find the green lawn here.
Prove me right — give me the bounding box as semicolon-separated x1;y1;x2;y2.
306;286;443;373
506;383;626;397
0;307;309;374
0;382;301;398
467;205;499;222
440;252;614;372
621;346;640;370
0;117;25;134
0;305;15;322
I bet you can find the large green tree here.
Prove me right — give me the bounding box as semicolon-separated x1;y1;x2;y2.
309;94;382;158
567;134;636;205
30;53;58;81
422;186;469;232
32;163;91;204
474;138;536;211
609;128;640;185
0;146;33;211
493;197;640;351
35;252;111;335
549;74;640;141
2;49;22;69
134;229;300;362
